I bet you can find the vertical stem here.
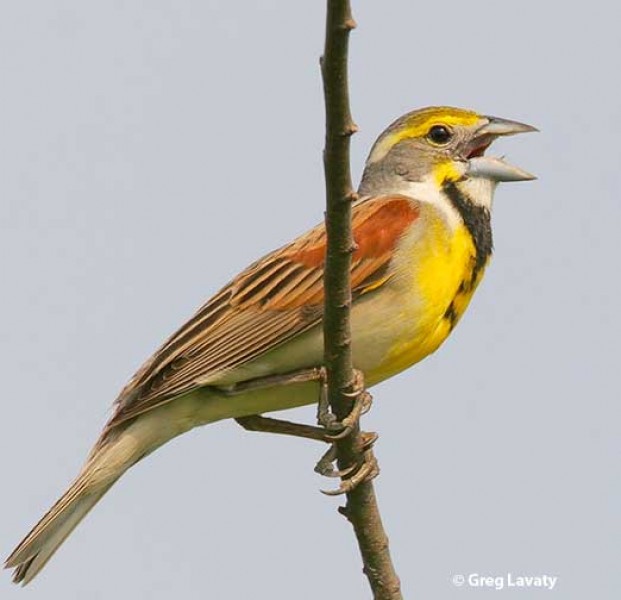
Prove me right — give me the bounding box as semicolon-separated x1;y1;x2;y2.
322;0;357;422
321;2;403;598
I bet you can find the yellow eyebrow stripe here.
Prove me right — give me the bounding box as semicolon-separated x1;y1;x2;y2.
396;111;480;139
368;106;480;164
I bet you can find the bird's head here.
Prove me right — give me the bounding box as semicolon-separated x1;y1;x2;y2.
359;106;537;209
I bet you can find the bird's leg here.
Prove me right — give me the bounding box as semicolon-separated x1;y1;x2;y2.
317;368;373;439
236;414;364;479
316;369;380;495
226;366;377;489
229;367;337;444
225;366;371;438
316;367;335;429
235;414;331;443
224;367;324;395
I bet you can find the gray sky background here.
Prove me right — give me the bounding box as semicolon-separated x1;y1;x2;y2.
1;2;619;599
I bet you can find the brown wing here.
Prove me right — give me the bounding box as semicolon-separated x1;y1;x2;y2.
109;195;420;426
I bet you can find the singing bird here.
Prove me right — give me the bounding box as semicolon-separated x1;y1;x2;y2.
6;106;536;584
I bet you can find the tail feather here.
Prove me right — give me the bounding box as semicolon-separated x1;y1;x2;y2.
5;391;204;584
5;474;116;585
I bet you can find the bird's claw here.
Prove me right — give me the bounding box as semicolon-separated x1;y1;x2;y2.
317;369;372;439
320;448;380;496
314;369;378;494
323;390;373;440
317;431;379;494
314;444;358;478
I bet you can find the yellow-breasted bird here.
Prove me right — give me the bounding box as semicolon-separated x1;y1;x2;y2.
5;106;536;584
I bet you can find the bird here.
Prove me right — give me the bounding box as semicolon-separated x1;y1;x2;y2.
5;106;536;584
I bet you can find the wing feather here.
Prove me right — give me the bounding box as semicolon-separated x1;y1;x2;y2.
109;195;419;427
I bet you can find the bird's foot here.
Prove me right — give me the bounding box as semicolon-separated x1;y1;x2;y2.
231;366;377;495
316;431;380;495
316;368;373;439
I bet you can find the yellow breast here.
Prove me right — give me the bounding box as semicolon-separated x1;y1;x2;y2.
367;212;488;384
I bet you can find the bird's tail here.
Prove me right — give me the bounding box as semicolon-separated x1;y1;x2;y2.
5;389;214;585
4;427;143;586
5;473;116;585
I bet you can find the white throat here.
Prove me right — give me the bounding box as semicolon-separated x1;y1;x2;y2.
399;174;498;229
458;176;498;211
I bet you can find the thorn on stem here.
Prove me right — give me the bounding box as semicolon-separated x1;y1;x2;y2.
341;123;359;137
338;505;351;520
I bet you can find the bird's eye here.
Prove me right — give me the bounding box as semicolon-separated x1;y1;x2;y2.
427;125;453;145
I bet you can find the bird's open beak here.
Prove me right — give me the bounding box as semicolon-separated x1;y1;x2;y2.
478;116;538;137
466;116;538;182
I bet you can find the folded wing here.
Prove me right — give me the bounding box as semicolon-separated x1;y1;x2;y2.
109;195;420;427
